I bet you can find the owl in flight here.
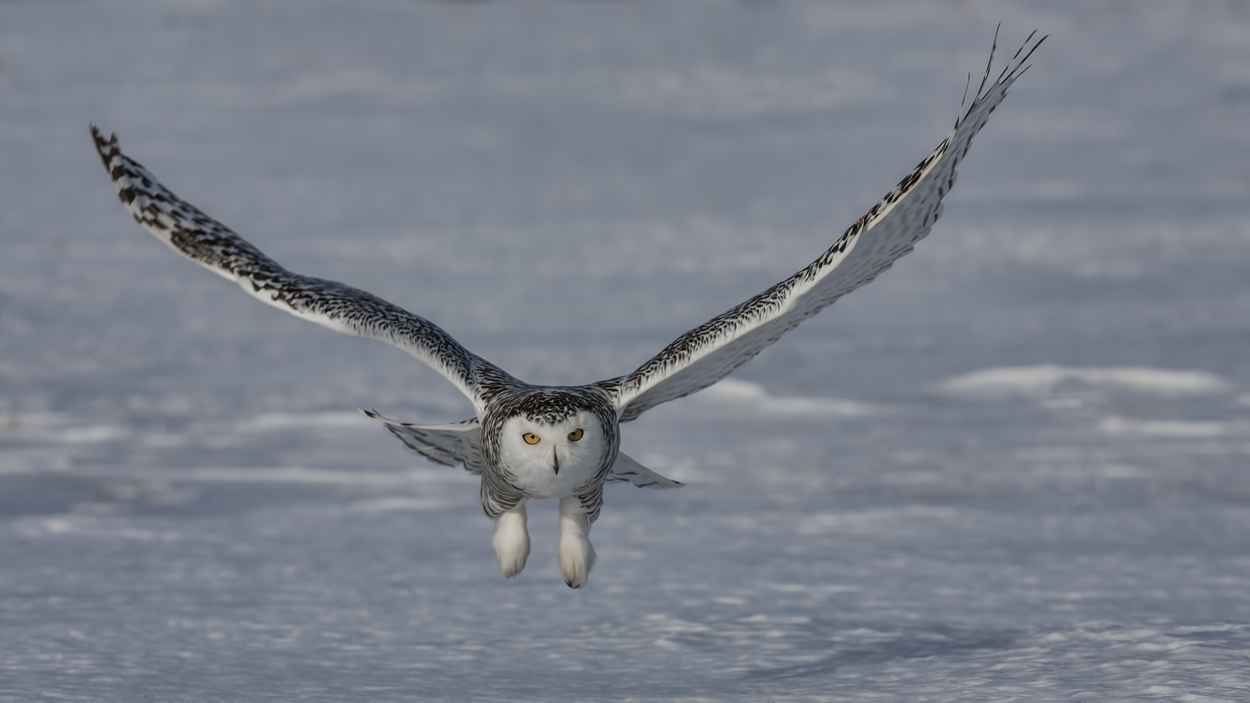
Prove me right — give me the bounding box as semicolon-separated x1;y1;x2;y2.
93;32;1042;588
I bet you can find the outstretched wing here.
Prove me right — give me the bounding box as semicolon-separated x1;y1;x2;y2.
361;410;485;473
603;31;1044;421
92;127;507;408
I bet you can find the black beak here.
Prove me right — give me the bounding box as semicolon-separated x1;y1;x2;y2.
552;450;560;476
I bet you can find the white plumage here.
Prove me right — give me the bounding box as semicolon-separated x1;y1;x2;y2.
92;31;1043;587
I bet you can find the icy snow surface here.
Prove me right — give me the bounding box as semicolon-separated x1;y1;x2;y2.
3;1;1250;700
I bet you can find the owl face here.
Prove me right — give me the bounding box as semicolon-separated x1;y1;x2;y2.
498;411;605;478
493;411;608;500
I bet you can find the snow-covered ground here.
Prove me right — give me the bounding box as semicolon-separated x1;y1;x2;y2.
3;1;1250;700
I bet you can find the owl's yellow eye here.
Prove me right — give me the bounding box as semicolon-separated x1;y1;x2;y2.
568;428;584;442
522;432;541;445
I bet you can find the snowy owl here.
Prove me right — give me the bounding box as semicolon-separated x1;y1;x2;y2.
92;32;1043;588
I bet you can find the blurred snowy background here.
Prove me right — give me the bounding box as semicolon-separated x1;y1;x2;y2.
2;0;1250;700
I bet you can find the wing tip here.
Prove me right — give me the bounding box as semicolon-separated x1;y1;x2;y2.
957;28;1047;127
360;407;415;428
89;123;121;171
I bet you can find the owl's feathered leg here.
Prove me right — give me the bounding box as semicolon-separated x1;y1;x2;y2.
558;496;596;589
492;500;530;579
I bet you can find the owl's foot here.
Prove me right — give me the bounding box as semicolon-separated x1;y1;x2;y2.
558;496;596;588
492;503;530;579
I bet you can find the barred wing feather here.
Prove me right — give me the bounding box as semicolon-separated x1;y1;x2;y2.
91;127;502;407
605;452;683;489
607;31;1044;422
361;410;486;473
